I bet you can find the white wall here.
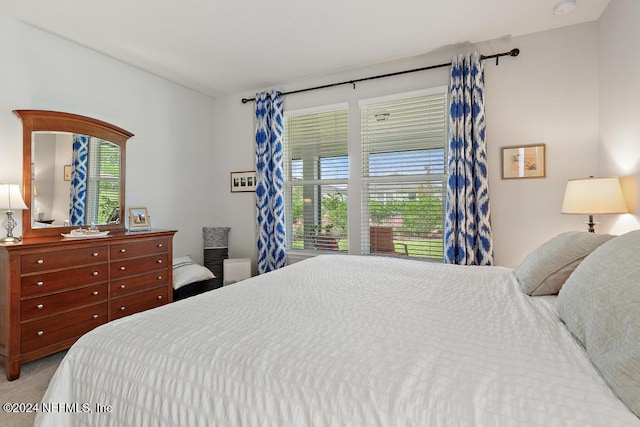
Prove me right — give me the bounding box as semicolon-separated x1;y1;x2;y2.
32;133;56;222
0;17;217;263
212;22;601;268
485;23;600;266
2;15;613;269
52;134;72;224
598;0;640;234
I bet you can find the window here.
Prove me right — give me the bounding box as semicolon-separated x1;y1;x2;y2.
284;107;349;252
283;89;447;259
85;137;121;224
361;90;448;259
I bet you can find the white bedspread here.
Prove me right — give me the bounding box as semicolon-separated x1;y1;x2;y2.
36;255;640;426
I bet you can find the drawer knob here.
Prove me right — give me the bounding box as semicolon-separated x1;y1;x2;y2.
92;271;99;276
157;259;163;264
92;314;99;319
120;249;126;253
37;331;44;336
157;295;163;300
157;243;163;248
119;266;126;271
36;281;44;287
157;276;162;280
119;284;126;289
92;252;99;257
119;306;126;311
37;259;44;265
36;304;44;309
92;291;99;296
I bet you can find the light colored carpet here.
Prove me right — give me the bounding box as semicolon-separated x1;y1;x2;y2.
0;351;66;427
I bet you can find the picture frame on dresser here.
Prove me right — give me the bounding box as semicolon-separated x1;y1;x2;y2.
129;207;150;231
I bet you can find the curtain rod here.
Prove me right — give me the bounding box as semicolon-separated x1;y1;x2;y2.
241;48;519;104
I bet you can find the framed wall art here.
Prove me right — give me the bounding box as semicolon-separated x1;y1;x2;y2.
128;206;151;231
230;171;257;193
501;144;546;179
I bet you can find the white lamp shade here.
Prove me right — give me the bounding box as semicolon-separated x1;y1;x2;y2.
0;184;28;211
561;177;628;214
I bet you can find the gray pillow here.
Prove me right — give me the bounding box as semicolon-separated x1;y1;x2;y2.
557;230;640;417
514;231;614;296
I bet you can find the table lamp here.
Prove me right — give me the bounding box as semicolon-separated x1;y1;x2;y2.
0;184;29;243
561;176;628;233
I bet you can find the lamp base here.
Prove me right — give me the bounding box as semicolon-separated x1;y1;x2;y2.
2;210;21;243
585;214;598;233
0;236;22;243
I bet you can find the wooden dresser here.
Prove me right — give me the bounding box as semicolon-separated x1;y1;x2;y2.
0;229;176;380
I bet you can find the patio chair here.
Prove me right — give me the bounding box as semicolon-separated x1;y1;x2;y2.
314;234;340;251
370;226;408;256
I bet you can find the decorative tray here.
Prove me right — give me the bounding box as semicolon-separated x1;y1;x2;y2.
61;230;110;239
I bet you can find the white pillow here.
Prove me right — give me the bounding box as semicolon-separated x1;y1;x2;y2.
173;255;215;290
557;230;640;418
514;231;614;296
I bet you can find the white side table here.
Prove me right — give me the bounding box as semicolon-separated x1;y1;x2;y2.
223;258;252;285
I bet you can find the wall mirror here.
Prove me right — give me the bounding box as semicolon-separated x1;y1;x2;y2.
14;110;134;238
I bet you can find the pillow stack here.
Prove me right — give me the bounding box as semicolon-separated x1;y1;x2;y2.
514;231;614;296
556;230;640;418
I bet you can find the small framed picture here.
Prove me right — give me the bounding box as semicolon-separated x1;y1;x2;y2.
63;165;72;181
501;144;546;179
231;171;257;193
128;207;151;230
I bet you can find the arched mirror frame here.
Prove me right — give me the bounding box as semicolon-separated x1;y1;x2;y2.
14;110;134;238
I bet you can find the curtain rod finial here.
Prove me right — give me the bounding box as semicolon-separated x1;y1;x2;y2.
509;48;520;57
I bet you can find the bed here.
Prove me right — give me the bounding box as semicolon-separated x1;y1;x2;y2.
35;232;640;426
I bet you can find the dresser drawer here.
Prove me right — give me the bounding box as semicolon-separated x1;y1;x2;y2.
21;264;108;298
21;283;108;321
21;302;108;354
110;270;168;298
110;253;168;279
21;246;108;273
110;286;168;320
110;238;169;260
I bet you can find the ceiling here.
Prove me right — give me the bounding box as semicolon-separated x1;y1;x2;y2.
2;0;610;98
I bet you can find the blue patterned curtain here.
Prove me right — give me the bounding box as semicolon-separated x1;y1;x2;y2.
444;53;494;265
255;91;286;274
69;134;88;226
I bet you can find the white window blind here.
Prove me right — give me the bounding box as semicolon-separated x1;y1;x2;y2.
86;137;121;224
284;108;349;252
361;92;447;259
